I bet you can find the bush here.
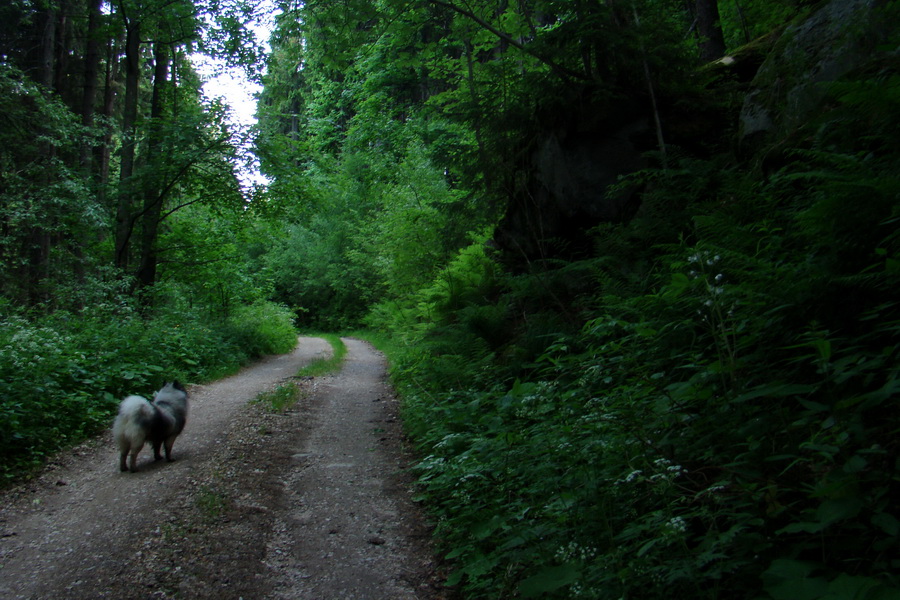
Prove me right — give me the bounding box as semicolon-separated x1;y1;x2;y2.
223;301;298;357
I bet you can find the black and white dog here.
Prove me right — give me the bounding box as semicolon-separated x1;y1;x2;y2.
113;381;188;473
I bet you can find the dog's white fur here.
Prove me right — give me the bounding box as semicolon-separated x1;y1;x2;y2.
113;382;188;473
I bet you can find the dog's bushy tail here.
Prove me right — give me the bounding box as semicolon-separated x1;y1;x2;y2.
113;395;154;450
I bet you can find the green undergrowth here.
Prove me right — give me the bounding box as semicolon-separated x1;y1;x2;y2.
371;72;900;599
0;300;298;485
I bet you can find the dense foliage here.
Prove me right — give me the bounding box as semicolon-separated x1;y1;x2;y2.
388;129;900;598
254;0;900;598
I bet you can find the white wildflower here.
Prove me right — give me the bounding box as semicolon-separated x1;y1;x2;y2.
616;469;643;485
666;516;688;534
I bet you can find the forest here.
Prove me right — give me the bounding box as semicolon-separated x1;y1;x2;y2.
1;0;899;598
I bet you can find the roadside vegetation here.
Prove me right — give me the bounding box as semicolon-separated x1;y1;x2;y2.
252;334;348;413
379;137;900;597
360;136;900;594
252;381;303;413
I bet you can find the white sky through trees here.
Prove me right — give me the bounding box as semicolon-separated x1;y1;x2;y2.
194;1;279;189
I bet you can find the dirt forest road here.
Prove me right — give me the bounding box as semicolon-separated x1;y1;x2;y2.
0;337;446;599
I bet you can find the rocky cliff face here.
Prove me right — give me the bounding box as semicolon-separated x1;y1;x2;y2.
494;118;648;266
740;0;891;157
494;0;896;266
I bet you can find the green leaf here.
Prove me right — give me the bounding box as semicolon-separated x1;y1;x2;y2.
822;574;882;600
445;546;469;560
768;577;830;600
472;515;505;540
663;273;690;298
518;564;581;598
842;455;867;474
816;497;863;526
762;559;828;600
886;257;900;275
871;512;900;536
636;537;659;557
734;383;816;403
763;559;819;580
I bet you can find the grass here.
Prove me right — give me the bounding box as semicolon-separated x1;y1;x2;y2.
195;485;229;521
296;333;347;377
252;334;348;413
252;383;302;412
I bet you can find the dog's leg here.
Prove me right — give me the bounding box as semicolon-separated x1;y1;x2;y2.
128;444;143;473
164;436;177;462
152;440;164;461
119;448;130;472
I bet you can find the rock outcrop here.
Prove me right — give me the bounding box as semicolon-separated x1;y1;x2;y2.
740;0;892;153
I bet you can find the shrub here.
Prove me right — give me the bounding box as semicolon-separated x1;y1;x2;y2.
223;301;298;357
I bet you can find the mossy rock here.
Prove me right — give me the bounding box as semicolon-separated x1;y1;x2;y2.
739;0;891;157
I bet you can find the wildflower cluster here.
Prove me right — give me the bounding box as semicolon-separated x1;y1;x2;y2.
513;380;558;419
615;458;686;486
615;469;643;485
687;250;726;309
685;249;739;385
663;516;688;537
1;319;70;372
555;540;599;563
651;457;686;480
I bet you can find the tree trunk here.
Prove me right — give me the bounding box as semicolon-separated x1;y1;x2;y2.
696;0;726;61
80;0;103;172
463;40;492;191
39;6;57;88
96;36;121;206
115;19;141;272
52;2;70;95
23;5;60;304
631;5;668;169
136;42;170;291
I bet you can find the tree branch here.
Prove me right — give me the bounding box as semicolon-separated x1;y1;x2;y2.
427;0;588;82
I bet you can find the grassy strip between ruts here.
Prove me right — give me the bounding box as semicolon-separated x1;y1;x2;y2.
296;334;347;378
252;335;347;413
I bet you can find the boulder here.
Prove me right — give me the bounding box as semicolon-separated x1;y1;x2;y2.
739;0;890;153
494;119;647;265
